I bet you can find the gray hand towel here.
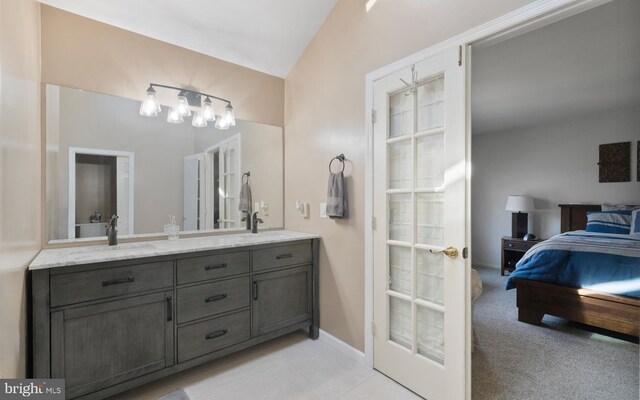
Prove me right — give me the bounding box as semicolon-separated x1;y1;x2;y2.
238;183;252;213
326;172;348;219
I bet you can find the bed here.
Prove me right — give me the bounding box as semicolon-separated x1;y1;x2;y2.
507;204;640;337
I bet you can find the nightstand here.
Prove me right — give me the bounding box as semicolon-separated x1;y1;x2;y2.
501;236;544;276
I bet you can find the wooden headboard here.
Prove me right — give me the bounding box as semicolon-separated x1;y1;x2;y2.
559;204;601;232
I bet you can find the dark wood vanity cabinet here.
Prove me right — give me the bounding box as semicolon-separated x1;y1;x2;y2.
51;291;174;399
252;265;313;337
32;238;319;400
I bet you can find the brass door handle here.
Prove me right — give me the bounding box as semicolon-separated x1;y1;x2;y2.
429;246;459;259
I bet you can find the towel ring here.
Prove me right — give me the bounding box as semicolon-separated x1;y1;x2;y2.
329;154;345;173
242;172;250;184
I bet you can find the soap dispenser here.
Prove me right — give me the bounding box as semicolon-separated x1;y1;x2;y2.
107;215;118;246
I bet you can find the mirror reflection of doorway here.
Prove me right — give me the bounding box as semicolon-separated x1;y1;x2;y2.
202;134;241;230
68;147;134;239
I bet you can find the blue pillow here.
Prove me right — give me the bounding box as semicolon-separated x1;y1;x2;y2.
631;210;640;235
585;210;632;234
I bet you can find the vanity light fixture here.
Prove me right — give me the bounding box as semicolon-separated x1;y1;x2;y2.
139;84;235;129
192;111;207;128
166;107;184;124
139;86;161;117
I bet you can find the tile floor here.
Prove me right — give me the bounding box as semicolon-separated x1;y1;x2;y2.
111;331;422;400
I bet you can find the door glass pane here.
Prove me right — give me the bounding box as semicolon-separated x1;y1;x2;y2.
417;76;444;131
416;193;444;246
389;91;413;138
389;194;412;242
388;140;412;189
389;246;412;295
416;250;444;305
416;133;444;189
417;305;444;365
389;297;412;350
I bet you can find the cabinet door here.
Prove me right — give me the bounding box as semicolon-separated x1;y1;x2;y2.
252;265;312;337
51;291;174;399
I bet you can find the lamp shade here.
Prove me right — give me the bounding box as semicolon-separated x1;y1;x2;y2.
505;195;534;212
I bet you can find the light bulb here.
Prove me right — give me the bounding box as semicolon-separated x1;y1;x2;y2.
225;103;236;127
139;87;160;117
215;115;229;130
202;97;216;122
176;94;192;117
167;107;184;124
192;111;207;128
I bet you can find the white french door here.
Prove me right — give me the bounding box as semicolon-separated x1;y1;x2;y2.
372;46;467;400
217;135;241;229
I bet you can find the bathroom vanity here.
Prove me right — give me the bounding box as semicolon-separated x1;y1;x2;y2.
30;231;319;400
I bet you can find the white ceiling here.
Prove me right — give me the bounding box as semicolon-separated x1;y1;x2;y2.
39;0;338;78
471;0;640;134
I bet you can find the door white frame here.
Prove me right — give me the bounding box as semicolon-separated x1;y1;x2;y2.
68;147;135;239
363;0;613;396
183;153;206;231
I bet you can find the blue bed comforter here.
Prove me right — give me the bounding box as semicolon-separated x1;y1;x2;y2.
506;231;640;298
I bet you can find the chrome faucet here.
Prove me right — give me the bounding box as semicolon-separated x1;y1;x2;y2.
107;215;118;246
251;212;263;234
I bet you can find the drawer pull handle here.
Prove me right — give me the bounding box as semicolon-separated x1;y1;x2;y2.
276;253;293;260
167;296;173;322
205;263;228;271
205;294;228;303
508;243;514;247
253;281;259;301
102;276;135;287
205;329;228;340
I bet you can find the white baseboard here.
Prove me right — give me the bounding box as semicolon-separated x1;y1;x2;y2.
472;262;500;270
318;329;366;366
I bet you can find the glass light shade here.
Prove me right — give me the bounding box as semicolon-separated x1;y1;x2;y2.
225;104;236;127
505;195;534;212
176;95;192;117
192;111;207;128
139;89;161;117
166;107;184;124
215;114;229;130
202;98;216;122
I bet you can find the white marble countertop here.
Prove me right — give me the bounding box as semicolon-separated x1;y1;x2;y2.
29;230;319;270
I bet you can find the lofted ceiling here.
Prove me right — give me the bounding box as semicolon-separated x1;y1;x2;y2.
38;0;338;78
471;0;640;135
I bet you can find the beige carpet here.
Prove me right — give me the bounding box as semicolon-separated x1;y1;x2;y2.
472;267;639;400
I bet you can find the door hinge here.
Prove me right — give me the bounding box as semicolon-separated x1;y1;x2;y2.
371;320;377;337
371;216;377;231
371;109;377;124
463;247;469;259
458;45;463;67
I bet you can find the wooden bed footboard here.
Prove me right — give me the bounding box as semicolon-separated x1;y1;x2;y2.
514;278;640;337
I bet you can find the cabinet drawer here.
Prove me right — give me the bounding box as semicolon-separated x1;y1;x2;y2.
503;240;532;252
252;243;312;272
178;310;250;363
50;261;174;307
177;251;249;285
177;277;250;323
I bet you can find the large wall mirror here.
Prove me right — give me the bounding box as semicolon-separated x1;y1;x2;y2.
45;85;283;243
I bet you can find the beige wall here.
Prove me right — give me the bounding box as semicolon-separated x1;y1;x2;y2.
284;0;534;350
0;0;41;378
41;5;285;127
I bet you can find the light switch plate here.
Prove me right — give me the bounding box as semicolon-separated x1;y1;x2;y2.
320;203;327;218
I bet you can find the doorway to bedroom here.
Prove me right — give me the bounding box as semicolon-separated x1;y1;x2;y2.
469;0;640;398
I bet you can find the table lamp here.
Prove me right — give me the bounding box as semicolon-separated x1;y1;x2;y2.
505;195;534;238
